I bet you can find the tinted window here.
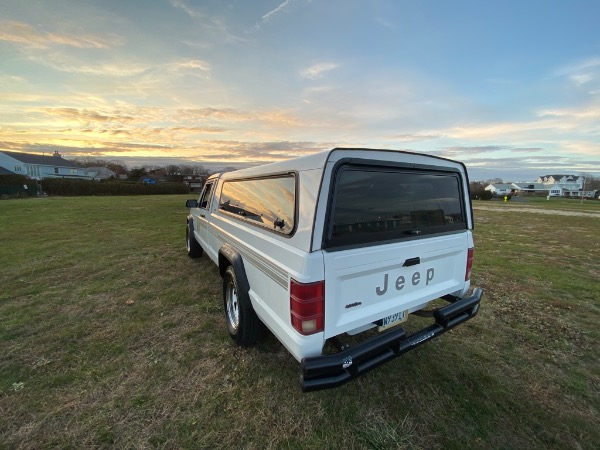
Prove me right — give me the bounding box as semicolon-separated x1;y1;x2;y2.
327;167;466;248
219;175;296;234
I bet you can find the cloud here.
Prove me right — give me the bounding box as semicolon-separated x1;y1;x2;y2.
176;107;254;122
195;140;329;161
463;154;600;172
32;59;149;77
262;0;293;22
553;57;600;88
510;147;544;153
441;115;589;141
388;133;441;142
40;108;136;124
375;17;394;28
300;62;340;80
570;73;593;86
171;59;211;71
169;0;203;18
167;59;212;78
537;105;600;119
0;20;117;49
554;57;600;78
171;126;230;134
441;146;508;157
253;0;302;30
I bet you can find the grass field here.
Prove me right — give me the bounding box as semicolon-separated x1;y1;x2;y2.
1;195;598;449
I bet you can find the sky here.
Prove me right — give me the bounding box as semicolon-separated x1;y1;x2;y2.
1;0;599;181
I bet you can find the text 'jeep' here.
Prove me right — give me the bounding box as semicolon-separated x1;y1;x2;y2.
185;148;482;391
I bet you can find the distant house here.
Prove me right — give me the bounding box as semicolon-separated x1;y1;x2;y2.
0;150;87;180
484;183;517;195
482;174;596;199
511;182;563;196
563;189;599;199
85;166;116;180
183;175;208;193
535;174;584;191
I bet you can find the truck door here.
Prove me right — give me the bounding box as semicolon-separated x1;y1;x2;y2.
194;181;215;257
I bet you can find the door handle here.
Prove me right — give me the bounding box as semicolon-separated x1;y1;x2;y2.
403;257;420;267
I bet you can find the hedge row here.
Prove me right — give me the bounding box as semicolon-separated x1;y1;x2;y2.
41;179;189;196
470;190;493;200
0;175;38;198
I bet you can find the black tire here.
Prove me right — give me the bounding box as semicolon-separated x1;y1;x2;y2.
223;265;263;346
186;222;203;258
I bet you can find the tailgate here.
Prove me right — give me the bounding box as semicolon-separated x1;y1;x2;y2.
322;232;469;338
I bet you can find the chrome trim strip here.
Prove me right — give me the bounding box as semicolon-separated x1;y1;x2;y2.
213;225;288;289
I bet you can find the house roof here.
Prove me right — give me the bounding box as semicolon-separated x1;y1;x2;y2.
0;166;15;175
513;183;553;190
85;167;116;177
489;183;514;189
539;174;578;180
0;151;83;169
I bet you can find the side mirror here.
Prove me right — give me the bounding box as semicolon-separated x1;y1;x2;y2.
185;199;198;208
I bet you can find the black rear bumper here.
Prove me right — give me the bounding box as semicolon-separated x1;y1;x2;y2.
300;288;483;392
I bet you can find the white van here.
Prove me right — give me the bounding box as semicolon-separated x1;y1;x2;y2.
185;148;482;391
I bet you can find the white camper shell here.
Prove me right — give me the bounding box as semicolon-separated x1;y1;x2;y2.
185;148;482;391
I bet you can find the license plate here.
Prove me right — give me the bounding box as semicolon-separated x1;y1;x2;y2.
377;309;408;332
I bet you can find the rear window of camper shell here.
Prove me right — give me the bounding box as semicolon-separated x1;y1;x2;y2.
326;165;467;248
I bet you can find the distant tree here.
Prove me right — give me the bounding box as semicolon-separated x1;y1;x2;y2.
163;165;180;181
582;174;600;191
221;166;238;174
165;165;178;174
71;157;128;177
193;165;209;176
128;167;147;181
105;160;128;176
72;157;104;168
485;177;503;184
179;165;194;175
469;181;492;200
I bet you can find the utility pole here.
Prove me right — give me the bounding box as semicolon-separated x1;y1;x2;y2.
581;176;586;205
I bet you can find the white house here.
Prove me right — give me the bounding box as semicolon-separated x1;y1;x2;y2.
563;189;598;199
484;183;517;195
535;174;584;191
85;166;116;180
0;151;87;180
512;182;564;196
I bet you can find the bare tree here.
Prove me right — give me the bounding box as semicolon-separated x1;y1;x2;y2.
105;160;128;176
581;174;600;191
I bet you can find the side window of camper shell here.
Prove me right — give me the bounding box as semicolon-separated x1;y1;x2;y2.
326;165;467;248
219;174;296;235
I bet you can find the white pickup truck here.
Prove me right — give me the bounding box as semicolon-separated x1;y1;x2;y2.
185;148;482;391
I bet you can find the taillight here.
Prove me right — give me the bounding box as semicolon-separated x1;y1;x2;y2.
290;279;324;335
465;247;474;281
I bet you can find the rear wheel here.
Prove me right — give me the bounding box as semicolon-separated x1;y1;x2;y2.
223;265;263;346
186;222;203;258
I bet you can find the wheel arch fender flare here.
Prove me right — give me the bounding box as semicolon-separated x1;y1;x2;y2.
219;243;250;295
187;215;194;230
